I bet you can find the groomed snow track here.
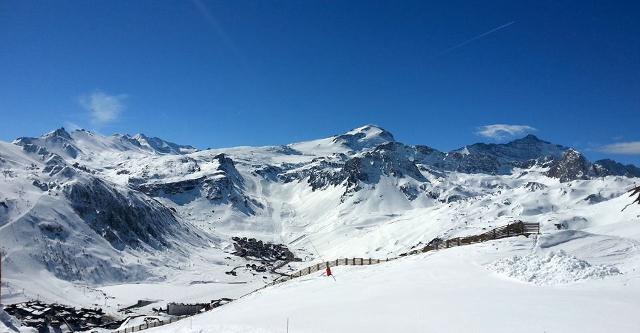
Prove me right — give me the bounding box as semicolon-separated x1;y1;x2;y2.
111;221;539;333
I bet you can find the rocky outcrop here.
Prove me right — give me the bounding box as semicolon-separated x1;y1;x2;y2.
14;127;82;159
65;178;181;250
523;181;548;192
120;133;197;155
231;237;298;261
132;154;262;214
442;135;568;174
546;149;591;182
592;159;640;177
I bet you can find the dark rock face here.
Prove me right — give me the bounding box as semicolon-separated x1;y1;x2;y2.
279;156;347;191
32;179;49;191
592;159;640;177
214;153;244;185
136;176;205;196
546;149;591;182
64;178;180;250
253;164;285;181
400;184;420;201
498;135;566;160
42;155;76;178
283;142;429;194
443;150;503;174
46;127;73;140
276;133;595;198
442;135;568;174
37;221;68;240
266;145;302;156
523;182;548;192
14;127;82;159
584;193;607;204
343;143;428;185
132;153;262;214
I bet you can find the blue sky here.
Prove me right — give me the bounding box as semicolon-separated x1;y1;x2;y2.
1;1;639;163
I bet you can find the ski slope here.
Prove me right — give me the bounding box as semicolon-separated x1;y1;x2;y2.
146;232;640;333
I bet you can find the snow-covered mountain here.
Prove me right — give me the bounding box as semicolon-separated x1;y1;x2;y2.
1;124;639;328
13;128;196;164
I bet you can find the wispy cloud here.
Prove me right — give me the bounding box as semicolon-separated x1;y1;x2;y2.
434;21;515;57
477;124;536;140
63;121;82;131
596;141;640;155
191;0;245;61
79;91;127;125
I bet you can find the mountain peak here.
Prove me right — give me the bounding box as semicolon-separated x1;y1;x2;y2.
132;133;149;141
43;127;72;140
332;125;395;151
521;134;541;141
546;148;590;182
345;125;395;141
125;133;197;155
508;134;547;145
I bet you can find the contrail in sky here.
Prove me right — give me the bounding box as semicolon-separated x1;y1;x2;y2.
190;0;252;71
434;21;515;57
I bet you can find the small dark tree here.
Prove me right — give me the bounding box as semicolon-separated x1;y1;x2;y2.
622;185;640;211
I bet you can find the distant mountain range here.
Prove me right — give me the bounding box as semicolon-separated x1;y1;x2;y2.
1;124;638;306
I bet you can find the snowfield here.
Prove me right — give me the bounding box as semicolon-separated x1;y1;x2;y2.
1;124;640;332
488;250;621;285
146;237;640;333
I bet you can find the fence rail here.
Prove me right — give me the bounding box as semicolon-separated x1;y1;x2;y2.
112;221;539;333
271;221;539;284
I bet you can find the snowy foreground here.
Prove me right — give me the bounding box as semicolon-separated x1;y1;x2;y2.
146;232;640;333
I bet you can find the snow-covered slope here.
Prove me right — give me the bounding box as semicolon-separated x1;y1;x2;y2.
13;128;196;166
147;234;640;333
0;138;214;317
1;124;639;331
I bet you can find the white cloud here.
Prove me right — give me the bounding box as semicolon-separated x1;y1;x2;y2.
477;124;536;140
79;91;126;125
596;141;640;155
63;121;82;131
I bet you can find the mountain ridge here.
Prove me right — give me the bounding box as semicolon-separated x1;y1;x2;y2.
1;124;639;313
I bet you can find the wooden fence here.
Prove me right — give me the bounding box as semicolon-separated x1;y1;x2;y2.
404;221;540;255
111;221;539;333
270;221;539;285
